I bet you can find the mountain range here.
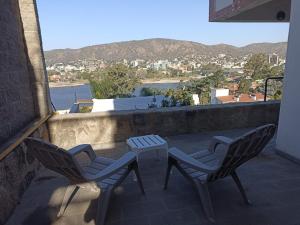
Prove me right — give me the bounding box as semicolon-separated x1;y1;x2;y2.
44;38;287;64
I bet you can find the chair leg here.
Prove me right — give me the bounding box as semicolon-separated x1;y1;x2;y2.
96;188;113;225
57;185;80;217
132;161;145;195
164;158;173;190
194;180;215;223
231;171;251;205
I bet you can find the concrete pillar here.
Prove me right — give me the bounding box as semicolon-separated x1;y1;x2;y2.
19;0;52;117
276;0;300;160
0;1;51;223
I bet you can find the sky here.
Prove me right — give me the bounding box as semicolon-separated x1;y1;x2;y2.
36;0;290;51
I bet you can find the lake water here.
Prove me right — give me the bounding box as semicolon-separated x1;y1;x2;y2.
50;84;92;110
50;82;180;110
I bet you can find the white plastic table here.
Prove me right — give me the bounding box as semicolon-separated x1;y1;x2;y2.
127;135;168;161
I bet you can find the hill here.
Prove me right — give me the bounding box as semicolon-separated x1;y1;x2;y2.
44;38;287;64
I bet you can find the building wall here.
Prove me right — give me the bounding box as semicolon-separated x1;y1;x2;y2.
0;125;49;225
0;0;37;145
48;102;280;149
210;88;229;104
210;0;291;22
276;0;300;159
0;0;50;223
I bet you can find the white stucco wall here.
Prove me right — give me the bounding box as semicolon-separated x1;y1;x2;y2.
211;88;229;104
276;0;300;158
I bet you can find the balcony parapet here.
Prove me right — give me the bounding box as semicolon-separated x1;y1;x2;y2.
48;101;280;149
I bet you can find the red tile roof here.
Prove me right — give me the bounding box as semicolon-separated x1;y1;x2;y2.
217;93;265;104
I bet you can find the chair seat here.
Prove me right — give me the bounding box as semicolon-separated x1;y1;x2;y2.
82;156;128;190
179;150;220;181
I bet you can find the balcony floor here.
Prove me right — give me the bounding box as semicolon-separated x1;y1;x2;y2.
6;128;300;225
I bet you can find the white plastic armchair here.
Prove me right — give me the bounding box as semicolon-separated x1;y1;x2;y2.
25;138;145;225
164;124;276;223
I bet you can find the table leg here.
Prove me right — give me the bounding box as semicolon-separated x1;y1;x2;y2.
164;146;173;174
156;149;161;161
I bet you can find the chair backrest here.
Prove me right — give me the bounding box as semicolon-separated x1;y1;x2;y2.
25;137;86;183
208;124;276;181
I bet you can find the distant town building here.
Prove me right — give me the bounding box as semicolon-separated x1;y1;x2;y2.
211;88;230;104
131;59;145;67
65;65;77;72
216;93;265;104
268;53;280;66
192;94;200;105
48;74;61;82
150;60;170;70
222;62;234;69
88;65;97;72
210;88;265;104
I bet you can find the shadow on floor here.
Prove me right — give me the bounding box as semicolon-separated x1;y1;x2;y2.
6;128;300;225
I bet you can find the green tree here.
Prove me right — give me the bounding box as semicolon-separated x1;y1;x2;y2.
201;63;222;75
270;65;285;77
210;69;226;88
47;70;59;76
187;79;210;104
161;98;170;107
187;69;226;105
79;72;93;80
89;64;140;99
238;78;252;94
244;54;271;80
266;79;284;100
273;90;282;100
140;87;163;96
164;88;194;107
79;106;92;113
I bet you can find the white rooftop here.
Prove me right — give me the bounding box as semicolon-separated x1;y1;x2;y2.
92;95;166;112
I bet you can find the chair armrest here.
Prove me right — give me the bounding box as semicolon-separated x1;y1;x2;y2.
168;148;219;174
68;144;97;161
208;136;233;152
85;152;137;181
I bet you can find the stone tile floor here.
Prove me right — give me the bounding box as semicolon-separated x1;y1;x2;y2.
6;128;300;225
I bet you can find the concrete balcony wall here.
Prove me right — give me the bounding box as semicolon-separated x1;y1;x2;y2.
48;101;280;149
